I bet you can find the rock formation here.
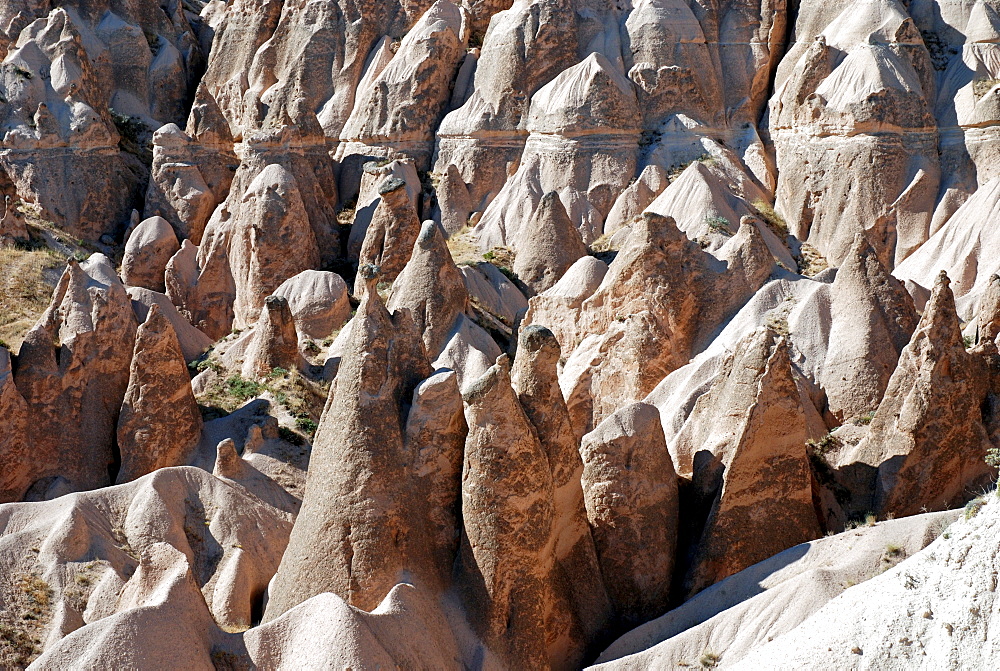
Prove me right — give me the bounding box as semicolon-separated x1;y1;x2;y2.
117;305;203;483
511;324;612;660
843;272;994;518
580;402;677;625
2;0;1000;668
387;220;469;359
272;270;351;341
355;177;422;294
458;355;562;669
512;191;588;296
121;217;181;292
241;295;301;380
12;256;138;498
264;272;433;619
0;345;31;503
682;331;822;596
822;234;918;420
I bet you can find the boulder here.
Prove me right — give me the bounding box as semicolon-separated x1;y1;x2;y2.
272;270;351;341
121;216;181;292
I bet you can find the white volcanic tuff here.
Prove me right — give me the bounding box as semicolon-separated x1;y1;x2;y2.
0;0;202;240
475;52;641;248
120;216;180;293
732;498;1000;669
769;0;940;269
894;176;1000;320
272;269;351;341
434;0;579;211
593;509;958;669
336;0;469;190
0;467;293;661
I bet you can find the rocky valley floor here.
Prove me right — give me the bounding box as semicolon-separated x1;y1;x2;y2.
2;0;1000;668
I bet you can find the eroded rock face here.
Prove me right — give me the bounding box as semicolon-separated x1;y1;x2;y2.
144;110;238;245
0;345;31;503
117;304;202;483
458;355;560;670
241;295;300;381
355;177;422;294
12;256;138;497
337;0;469;192
512;191;588;296
264;274;433;619
214;163;322;329
435;0;577;213
580;402;678;626
0;195;28;244
511;325;611;663
545;212;772;434
844;272;994;518
0;0;203;241
822;234;918;420
165;238;237;341
475;52;641;248
769;0;940;268
272;270;351;341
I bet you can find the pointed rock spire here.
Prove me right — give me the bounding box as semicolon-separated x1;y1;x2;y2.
823;233;918;420
580;402;678;625
264;281;433;619
512;191;588;296
856;272;993;517
976;274;1000;344
459;355;559;670
117;304;203;483
387;220;469;359
14;256;138;495
403;369;467;589
241;295;300;380
355;177;422;295
684;332;821;597
511;324;612;657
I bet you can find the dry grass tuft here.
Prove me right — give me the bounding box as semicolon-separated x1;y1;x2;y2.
445;226;482;266
0;246;65;350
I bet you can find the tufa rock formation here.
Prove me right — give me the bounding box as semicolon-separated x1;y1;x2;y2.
116;304;203;483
